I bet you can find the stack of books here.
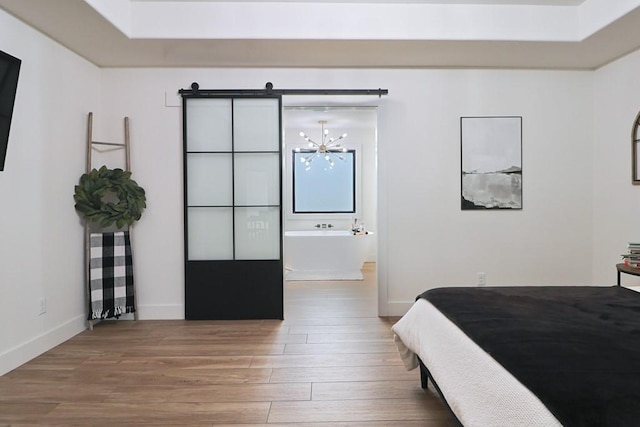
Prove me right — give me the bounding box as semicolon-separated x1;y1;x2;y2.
622;242;640;267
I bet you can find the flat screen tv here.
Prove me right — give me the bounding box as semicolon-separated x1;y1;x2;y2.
0;49;21;171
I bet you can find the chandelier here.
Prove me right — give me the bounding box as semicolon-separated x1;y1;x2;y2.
295;120;347;170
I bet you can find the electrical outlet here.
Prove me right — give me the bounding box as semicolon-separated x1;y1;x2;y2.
477;272;486;287
39;298;47;315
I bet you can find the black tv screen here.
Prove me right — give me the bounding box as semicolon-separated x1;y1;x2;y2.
0;50;21;171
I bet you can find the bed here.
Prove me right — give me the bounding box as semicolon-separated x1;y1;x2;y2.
391;286;640;427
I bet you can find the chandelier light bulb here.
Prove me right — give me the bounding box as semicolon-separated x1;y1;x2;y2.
298;119;348;171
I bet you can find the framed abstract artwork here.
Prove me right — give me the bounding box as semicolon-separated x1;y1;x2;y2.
461;116;522;210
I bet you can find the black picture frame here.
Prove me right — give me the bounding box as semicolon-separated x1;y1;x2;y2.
632;110;640;185
461;116;523;210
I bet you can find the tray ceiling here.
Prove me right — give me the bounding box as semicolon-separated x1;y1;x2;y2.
0;0;638;69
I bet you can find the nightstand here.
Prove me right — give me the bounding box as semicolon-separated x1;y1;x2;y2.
616;263;640;286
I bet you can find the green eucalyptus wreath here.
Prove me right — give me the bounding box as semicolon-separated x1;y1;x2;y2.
74;166;146;228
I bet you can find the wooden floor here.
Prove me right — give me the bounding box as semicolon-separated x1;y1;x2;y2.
0;263;453;426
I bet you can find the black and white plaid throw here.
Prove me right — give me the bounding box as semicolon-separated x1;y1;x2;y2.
89;231;135;320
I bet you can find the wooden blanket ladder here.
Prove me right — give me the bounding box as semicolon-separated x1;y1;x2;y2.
85;112;138;330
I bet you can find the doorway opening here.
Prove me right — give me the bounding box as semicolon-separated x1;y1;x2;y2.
282;106;378;318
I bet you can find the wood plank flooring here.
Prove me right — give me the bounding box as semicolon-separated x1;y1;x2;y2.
0;263;453;426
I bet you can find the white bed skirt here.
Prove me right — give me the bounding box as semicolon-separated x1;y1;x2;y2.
392;298;563;427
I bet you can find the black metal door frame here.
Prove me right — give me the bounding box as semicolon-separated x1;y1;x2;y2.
182;94;283;320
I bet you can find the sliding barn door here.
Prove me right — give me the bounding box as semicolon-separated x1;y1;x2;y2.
183;96;283;319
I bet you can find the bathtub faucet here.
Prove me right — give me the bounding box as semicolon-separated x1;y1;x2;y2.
351;218;365;234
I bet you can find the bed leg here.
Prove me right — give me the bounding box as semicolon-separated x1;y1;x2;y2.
418;357;429;389
420;365;429;389
417;358;463;427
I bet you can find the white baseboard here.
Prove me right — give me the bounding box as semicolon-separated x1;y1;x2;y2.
136;304;184;320
385;301;415;317
0;315;86;376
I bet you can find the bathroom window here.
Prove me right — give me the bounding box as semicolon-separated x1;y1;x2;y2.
292;150;356;213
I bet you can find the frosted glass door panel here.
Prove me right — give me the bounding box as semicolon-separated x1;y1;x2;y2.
233;99;280;152
188;207;233;260
186;99;232;152
187;153;232;206
235;207;280;260
234;153;280;206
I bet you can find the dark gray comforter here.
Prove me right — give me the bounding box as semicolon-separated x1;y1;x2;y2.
419;286;640;427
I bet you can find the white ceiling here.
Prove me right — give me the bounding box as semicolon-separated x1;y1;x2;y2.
0;0;639;69
285;106;378;130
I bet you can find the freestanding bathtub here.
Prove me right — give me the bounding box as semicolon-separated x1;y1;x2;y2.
284;230;374;281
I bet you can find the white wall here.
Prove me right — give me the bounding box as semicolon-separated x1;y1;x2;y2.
593;49;640;286
99;67;595;317
380;70;594;313
0;8;612;374
0;10;101;375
